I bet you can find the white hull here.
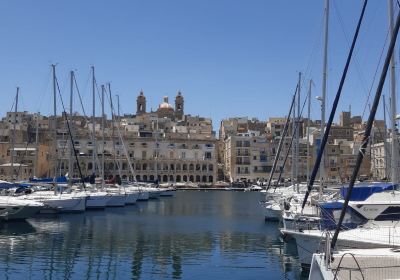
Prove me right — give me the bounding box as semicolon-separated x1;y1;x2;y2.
263;202;281;221
137;191;149;201
159;189;176;197
0;197;43;220
125;192;139;205
106;194;126;207
86;193;110;209
37;197;87;213
282;224;400;266
148;190;161;199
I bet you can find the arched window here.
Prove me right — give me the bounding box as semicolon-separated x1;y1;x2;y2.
209;176;213;183
196;164;200;171
143;175;148;181
143;163;147;170
176;175;181;182
189;164;194;171
136;175;141;181
183;164;187;171
169;175;174;182
209;164;214;171
183;175;187;182
176;163;181;171
189;175;194;182
202;164;207;171
196;175;200;182
170;163;174;171
163;175;168;182
163;164;168;171
149;175;154;181
202;175;207;182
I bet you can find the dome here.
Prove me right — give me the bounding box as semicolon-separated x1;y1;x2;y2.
159;96;173;110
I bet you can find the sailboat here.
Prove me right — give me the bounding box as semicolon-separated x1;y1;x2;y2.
285;0;400;269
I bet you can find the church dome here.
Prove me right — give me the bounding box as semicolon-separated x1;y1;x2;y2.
159;96;174;110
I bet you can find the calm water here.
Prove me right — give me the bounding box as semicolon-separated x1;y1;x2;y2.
0;191;307;280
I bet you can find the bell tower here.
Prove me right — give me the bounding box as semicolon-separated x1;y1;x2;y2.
136;90;146;115
175;91;184;120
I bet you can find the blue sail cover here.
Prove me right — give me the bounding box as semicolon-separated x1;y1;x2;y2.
29;176;68;183
340;182;396;201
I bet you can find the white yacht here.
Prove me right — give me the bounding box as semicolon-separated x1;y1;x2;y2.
0;196;44;220
23;191;87;213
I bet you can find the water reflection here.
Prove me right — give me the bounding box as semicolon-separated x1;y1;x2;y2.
0;191;305;280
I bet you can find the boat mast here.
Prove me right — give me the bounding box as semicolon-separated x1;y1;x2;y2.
101;85;106;188
301;0;368;210
10;87;19;182
383;95;389;179
389;0;398;184
265;89;296;190
307;80;312;183
33;112;39;178
320;0;329;186
52;64;57;179
92;66;96;176
109;84;117;180
155;118;159;183
68;71;74;183
331;6;400;250
296;72;301;191
291;85;296;186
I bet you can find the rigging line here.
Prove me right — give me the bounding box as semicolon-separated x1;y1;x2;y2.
302;0;368;210
34;67;52;114
332;0;369;97
73;74;88;118
303;5;325;80
8;95;16;114
360;27;391;120
55;77;86;189
274;90;309;190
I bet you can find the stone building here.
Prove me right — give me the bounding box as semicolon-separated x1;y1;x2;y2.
56;91;217;184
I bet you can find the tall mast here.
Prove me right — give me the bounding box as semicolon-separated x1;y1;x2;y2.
68;71;74;183
117;94;120;119
109;84;117;178
10;87;19;182
389;0;398;184
91;66;96;175
320;0;329;185
307;80;312;183
155;118;159;182
265;90;296;190
116;94;122;178
33;112;39;178
301;0;368;210
383;95;389;179
101;85;106;188
331;5;400;250
296;72;301;189
291;85;297;185
52;64;57;179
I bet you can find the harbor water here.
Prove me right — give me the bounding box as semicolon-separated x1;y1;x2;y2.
0;191;307;279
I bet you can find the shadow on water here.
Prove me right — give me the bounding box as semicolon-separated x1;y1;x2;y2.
0;191;306;280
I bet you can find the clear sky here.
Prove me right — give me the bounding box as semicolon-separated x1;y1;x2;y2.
0;0;397;130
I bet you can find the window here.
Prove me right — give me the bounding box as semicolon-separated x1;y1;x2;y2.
142;151;147;159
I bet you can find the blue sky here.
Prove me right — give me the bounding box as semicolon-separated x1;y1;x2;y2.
0;0;396;130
